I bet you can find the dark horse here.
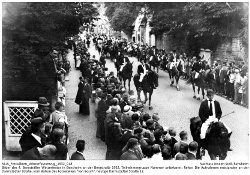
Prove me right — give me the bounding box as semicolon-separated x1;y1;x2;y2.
187;70;214;100
118;61;133;91
133;70;159;109
167;61;184;91
149;55;160;73
190;116;231;160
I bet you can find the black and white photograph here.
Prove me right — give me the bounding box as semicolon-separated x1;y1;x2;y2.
1;0;249;174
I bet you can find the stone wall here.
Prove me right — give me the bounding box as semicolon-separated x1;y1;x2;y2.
155;32;248;65
212;37;248;64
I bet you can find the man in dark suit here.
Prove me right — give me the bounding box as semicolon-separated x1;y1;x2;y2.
82;77;92;115
199;89;232;150
97;92;109;141
75;77;84;114
70;140;86;160
219;62;228;95
191;56;204;79
214;60;222;94
37;49;58;92
199;89;222;125
19;117;46;155
185;141;198;160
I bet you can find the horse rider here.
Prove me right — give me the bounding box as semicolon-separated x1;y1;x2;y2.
198;89;232;150
169;50;178;70
119;56;128;72
175;54;185;73
149;46;158;62
138;59;150;83
191;56;204;79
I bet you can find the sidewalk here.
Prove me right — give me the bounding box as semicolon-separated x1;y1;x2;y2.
65;48;106;160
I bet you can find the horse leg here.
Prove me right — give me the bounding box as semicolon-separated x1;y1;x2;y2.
192;84;196;99
137;89;141;102
176;75;180;91
143;91;148;104
128;78;131;91
170;74;174;86
197;86;201;100
202;88;205;99
123;79;126;90
149;91;153;110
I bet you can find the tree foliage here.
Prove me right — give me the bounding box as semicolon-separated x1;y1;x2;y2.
2;2;99;100
104;2;143;34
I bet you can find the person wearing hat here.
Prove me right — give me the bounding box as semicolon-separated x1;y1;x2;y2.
104;105;124;160
120;138;143;160
120;105;134;129
96;92;109;140
32;97;50;121
19;117;46;154
119;93;131;113
20;144;57;160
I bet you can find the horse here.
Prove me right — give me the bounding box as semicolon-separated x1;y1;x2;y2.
133;70;159;109
187;70;214;100
149;55;160;73
190;116;231;160
118;61;133;91
167;61;184;91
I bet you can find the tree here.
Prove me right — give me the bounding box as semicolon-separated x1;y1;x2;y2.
104;2;143;35
2;2;99;101
145;2;248;54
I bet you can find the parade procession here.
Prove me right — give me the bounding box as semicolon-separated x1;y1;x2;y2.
2;2;249;162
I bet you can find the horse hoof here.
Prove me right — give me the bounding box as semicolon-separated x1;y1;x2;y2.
177;88;180;91
197;97;200;100
149;106;153;110
193;96;196;99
